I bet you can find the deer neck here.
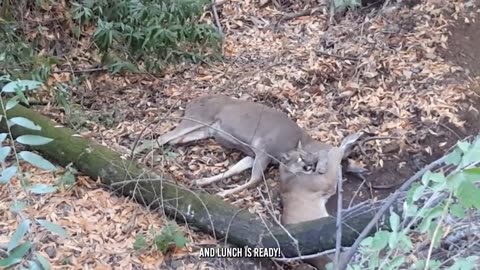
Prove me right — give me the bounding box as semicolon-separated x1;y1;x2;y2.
299;132;317;146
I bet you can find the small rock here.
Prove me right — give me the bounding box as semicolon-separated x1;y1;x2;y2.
383;142;400;153
46;246;57;258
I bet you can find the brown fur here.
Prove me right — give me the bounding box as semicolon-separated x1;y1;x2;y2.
135;95;340;198
135;95;361;269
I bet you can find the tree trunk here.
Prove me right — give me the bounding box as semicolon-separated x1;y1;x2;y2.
0;103;384;258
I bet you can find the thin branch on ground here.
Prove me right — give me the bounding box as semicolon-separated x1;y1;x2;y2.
257;187;302;262
315;50;358;61
273;248;348;262
211;0;223;36
53;67;108;74
358;136;402;150
348;176;366;208
438;122;462;140
207;0;228;8
279;5;326;22
129;97;183;159
424;192;452;270
334;165;344;268
329;0;336;25
223;208;246;244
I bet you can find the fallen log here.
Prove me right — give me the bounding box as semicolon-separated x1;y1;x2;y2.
0;103;384;259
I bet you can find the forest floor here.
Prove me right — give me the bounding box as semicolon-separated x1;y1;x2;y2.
1;0;480;269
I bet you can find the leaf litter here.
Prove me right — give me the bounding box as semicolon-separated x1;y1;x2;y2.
2;0;480;269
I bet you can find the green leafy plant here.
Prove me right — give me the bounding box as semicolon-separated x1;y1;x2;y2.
0;17;57;83
133;233;148;251
154;222;189;253
1;0;222;114
333;0;361;10
0;79;69;269
70;0;222;73
340;138;480;270
133;222;189;254
56;164;77;188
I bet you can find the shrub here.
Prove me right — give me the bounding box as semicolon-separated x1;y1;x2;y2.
339;138;480;270
71;0;223;73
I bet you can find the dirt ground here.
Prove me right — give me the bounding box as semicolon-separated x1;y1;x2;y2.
3;1;480;270
67;1;480;268
328;3;480;213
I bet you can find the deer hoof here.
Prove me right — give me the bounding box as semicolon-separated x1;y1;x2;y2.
216;190;230;198
193;179;207;186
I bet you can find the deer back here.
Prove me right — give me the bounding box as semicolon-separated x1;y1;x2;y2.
184;95;307;158
181;95;232;124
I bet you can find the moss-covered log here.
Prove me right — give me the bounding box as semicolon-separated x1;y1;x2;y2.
0;103;383;258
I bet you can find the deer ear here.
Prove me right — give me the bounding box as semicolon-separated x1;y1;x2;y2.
315;158;328;174
296;140;303;150
314;149;330;174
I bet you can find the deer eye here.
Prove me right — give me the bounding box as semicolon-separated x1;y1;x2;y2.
303;165;313;172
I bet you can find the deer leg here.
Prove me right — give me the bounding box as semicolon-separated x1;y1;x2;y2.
167;127;211;144
194;156;254;186
217;154;271;197
339;132;364;158
133;122;212;154
159;118;217;145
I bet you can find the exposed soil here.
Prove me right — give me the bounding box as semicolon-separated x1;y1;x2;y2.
62;2;480;268
73;2;480;268
328;3;480;214
439;5;480;78
3;1;480;270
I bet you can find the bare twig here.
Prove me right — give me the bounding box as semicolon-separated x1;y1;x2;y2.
211;0;224;36
371;182;403;190
424;192;452;270
53;67;108;74
129;97;183;160
207;0;228;8
221;50;245;78
329;0;335;25
273;248;348;262
334;164;344;268
315;50;358;61
257;187;304;261
359;136;401;146
337;155;447;270
278;5;326;22
348;176;366;208
256;186;304;263
355;135;401;157
224;208;246;245
438;122;462;140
